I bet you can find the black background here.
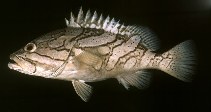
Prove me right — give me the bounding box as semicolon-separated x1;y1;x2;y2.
0;0;210;112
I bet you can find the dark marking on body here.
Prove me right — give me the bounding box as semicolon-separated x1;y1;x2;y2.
34;52;66;62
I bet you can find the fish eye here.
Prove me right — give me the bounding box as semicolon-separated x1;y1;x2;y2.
24;43;37;52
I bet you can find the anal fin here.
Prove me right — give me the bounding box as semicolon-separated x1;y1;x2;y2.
117;70;151;90
72;80;93;102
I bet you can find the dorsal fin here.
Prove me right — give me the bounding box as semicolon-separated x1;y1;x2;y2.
65;7;160;51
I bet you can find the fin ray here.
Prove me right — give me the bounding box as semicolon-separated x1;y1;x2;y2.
74;49;102;70
159;40;197;82
117;70;151;90
72;80;93;102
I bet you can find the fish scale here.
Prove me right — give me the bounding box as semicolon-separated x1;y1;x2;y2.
8;7;197;102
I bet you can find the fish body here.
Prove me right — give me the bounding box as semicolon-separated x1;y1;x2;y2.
8;8;196;102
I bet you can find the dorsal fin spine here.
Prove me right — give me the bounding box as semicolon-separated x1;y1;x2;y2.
111;20;120;34
106;18;115;32
98;14;103;25
84;10;91;23
91;11;98;23
96;14;103;29
77;7;83;23
102;16;110;29
70;12;75;23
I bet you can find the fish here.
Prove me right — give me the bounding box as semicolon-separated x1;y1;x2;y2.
8;7;197;102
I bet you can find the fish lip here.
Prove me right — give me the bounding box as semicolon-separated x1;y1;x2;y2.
8;54;37;75
8;62;21;70
8;54;23;70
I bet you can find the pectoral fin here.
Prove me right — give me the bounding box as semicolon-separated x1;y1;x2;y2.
74;49;102;70
72;80;93;102
117;70;151;90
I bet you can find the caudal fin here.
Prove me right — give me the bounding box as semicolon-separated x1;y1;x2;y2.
159;40;197;82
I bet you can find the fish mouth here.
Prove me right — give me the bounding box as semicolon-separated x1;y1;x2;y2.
8;54;36;75
8;54;23;71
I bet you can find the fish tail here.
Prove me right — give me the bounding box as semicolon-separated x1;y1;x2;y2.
158;40;197;82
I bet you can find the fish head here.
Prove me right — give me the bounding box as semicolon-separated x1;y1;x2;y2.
8;28;79;78
8;42;47;77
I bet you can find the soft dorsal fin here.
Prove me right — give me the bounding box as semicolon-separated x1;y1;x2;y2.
72;80;93;102
117;70;152;90
65;7;160;51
